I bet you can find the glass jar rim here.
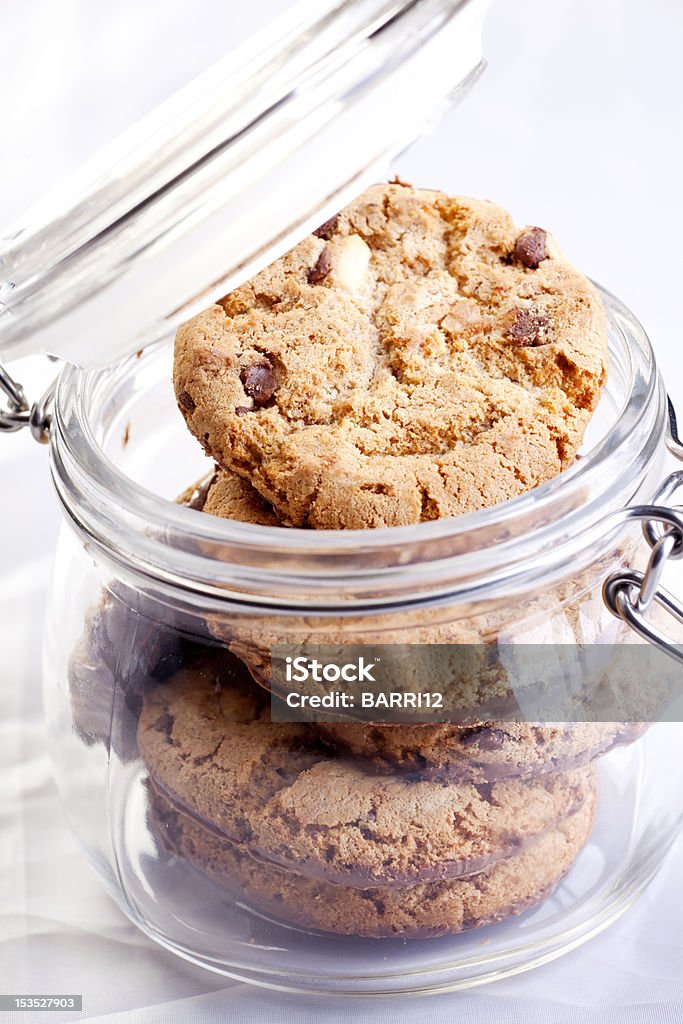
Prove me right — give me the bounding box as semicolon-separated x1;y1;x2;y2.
49;284;665;609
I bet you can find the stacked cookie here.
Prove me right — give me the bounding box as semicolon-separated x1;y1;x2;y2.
140;652;599;938
75;181;619;938
148;182;614;936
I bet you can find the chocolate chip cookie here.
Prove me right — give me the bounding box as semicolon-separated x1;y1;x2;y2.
174;183;607;528
180;466;281;523
138;654;596;887
148;783;596;938
67;584;204;760
316;720;642;784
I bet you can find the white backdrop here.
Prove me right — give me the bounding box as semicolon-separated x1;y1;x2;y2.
1;1;682;1020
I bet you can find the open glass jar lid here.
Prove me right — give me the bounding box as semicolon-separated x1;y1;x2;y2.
0;0;490;368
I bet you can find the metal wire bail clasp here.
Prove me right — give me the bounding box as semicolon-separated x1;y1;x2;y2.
0;358;57;444
603;397;683;665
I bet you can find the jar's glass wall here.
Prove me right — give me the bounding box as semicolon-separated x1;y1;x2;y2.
41;287;683;993
43;526;683;992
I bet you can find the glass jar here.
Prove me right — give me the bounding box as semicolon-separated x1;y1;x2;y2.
35;284;683;994
3;0;683;999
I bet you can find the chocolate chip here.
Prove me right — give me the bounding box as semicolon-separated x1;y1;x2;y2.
178;390;196;413
460;726;508;750
474;783;496;804
313;214;339;240
187;469;219;511
308;247;332;285
240;360;277;405
235;405;255;416
513;227;548;269
154;712;174;737
504;308;549;346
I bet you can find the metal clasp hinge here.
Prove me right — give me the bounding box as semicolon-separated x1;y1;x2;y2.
0;358;57;444
603;396;683;665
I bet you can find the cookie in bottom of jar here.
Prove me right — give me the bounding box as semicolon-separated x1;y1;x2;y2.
147;783;597;939
137;655;597;888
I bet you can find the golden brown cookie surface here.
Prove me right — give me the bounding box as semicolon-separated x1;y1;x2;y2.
174;183;607;529
138;655;596;887
149;784;597;938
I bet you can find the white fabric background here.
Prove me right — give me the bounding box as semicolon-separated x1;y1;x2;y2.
1;0;683;1020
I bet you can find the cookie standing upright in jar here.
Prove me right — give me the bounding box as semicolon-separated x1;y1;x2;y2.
174;183;607;529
